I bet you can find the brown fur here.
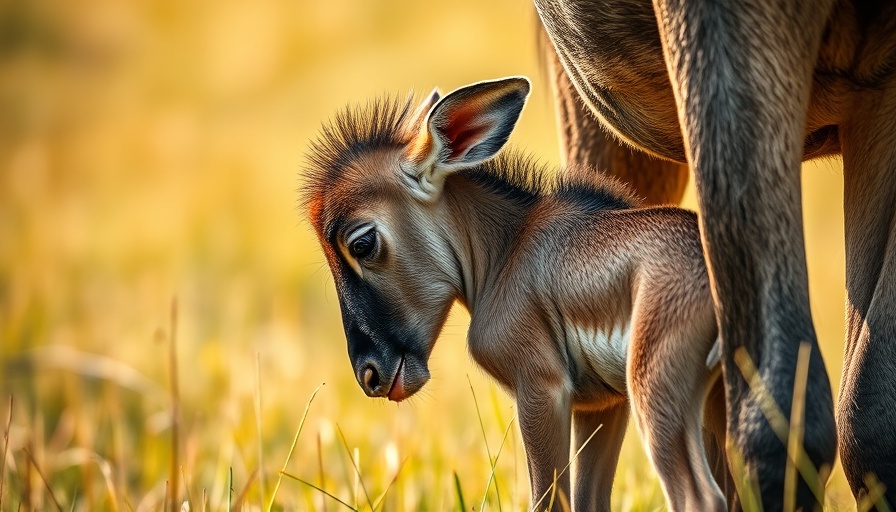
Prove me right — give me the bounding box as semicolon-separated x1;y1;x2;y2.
535;0;896;507
304;79;731;511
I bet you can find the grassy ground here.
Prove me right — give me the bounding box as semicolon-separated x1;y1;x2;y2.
0;0;860;510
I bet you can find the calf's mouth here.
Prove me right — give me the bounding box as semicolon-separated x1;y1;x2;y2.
386;354;406;402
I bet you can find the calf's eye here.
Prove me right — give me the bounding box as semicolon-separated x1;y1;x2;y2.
349;230;377;259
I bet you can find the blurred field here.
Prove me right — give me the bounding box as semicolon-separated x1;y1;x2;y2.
0;0;855;510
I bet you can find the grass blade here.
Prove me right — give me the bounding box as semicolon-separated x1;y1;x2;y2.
255;352;266;510
371;456;408;511
857;473;892;512
180;465;194;510
335;425;373;511
1;395;12;511
267;383;325;511
784;342;811;511
725;442;763;512
453;471;466;512
318;432;328;512
531;424;602;511
22;447;63;512
232;468;257;511
733;346;825;505
546;469;558;512
168;297;181;512
467;375;500;511
93;454;120;512
480;418;515;512
280;471;358;511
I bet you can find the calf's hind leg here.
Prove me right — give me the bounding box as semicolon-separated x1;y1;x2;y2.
704;377;736;507
839;80;896;506
628;332;725;511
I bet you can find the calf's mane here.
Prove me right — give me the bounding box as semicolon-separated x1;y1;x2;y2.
302;93;639;214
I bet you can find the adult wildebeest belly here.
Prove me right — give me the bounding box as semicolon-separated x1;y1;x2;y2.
535;0;686;160
534;0;890;163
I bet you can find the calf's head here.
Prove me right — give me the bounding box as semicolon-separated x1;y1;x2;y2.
302;77;530;401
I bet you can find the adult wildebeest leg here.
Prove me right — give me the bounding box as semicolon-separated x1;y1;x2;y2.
652;0;838;508
517;385;572;511
571;404;628;511
839;82;896;505
541;26;689;206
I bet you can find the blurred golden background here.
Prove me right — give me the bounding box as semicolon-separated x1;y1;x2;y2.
0;0;851;509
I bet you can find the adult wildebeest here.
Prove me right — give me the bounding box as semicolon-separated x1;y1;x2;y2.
534;0;896;509
304;76;733;510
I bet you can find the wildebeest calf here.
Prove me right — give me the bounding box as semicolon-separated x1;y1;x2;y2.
303;77;729;511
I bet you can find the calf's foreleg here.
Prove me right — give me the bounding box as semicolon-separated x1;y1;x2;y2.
571;403;629;512
516;385;572;511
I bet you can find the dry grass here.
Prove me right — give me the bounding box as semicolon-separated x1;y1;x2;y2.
0;0;859;510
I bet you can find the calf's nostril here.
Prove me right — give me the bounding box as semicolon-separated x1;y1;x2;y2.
362;365;380;392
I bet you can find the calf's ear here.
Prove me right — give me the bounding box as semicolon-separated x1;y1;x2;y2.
402;76;530;200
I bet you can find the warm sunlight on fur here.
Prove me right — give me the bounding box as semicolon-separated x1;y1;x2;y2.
0;0;853;510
